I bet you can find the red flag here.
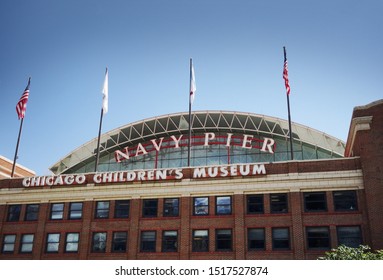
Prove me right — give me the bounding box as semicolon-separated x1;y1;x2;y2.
283;48;290;95
16;78;31;119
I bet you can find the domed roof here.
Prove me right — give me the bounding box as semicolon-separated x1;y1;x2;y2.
50;111;345;175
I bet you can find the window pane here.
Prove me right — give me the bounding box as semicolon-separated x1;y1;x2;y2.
65;233;80;252
162;231;178;252
216;196;232;215
216;229;232;251
7;205;21;221
270;194;288;213
51;203;64;220
92;232;107;252
307;227;330;249
25;204;39;221
141;231;156;252
192;230;209;252
115;200;130;218
112;232;127;252
337;226;362;248
247;195;264;214
333;191;358;211
304;192;327;212
69;202;83;219
2;235;16;253
163;198;179;217
21;234;34;253
96;201;109;218
248;228;265;250
142;199;158;217
272;228;289;250
194;197;209;215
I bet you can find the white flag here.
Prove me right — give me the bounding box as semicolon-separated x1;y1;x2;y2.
102;68;108;114
190;61;196;105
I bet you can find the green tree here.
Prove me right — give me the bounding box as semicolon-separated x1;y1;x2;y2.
318;245;383;260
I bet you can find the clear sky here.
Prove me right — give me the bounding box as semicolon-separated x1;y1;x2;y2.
0;0;382;175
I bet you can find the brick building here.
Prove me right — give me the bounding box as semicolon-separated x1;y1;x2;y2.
0;99;382;260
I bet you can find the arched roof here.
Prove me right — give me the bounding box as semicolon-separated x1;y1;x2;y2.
49;111;345;174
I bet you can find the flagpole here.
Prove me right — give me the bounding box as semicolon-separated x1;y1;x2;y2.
94;108;104;172
187;58;192;167
284;47;294;160
95;67;108;172
11;118;24;177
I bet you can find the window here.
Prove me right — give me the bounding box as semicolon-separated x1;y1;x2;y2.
92;232;107;252
333;191;358;211
7;205;21;222
46;233;60;253
69;202;83;219
65;233;80;253
272;228;290;250
142;199;158;217
192;230;209;252
20;234;34;253
304;192;327;212
140;231;156;252
270;193;288;213
337;226;362;248
95;201;109;219
248;228;265;250
193;197;209;215
216;196;232;215
50;203;64;220
163;198;179;217
114;200;130;218
112;232;127;252
162;231;178;252
247;195;264;214
2;234;16;253
306;227;330;250
216;229;232;251
25;204;39;221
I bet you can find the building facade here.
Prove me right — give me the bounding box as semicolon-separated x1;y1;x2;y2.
0;100;382;260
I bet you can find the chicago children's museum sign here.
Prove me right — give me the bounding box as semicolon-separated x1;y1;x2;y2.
22;132;273;187
22;163;267;187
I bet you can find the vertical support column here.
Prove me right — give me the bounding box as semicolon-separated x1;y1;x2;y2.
79;200;93;259
128;198;140;259
290;192;305;259
234;193;245;259
34;203;48;259
180;195;190;259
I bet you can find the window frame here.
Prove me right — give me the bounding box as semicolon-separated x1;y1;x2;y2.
162;230;178;252
306;226;331;250
337;226;362;248
272;228;290;250
333;191;358;211
2;234;16;253
163;198;179;217
304;192;327;212
192;229;209;252
246;194;264;214
215;229;233;251
25;204;39;221
68;202;83;220
7;204;21;222
247;228;265;251
50;203;64;220
112;231;128;252
92;232;107;253
114;200;130;219
140;231;156;252
95;201;110;219
193;197;209;216
65;233;80;253
270;193;288;213
20;234;34;253
142;199;158;218
46;233;60;253
215;196;232;215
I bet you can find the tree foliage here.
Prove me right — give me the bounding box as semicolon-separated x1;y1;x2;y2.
318;245;383;260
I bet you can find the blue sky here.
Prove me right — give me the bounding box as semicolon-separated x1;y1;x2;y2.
0;0;382;175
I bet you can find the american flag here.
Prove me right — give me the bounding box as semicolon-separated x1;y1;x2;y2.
283;48;290;95
16;78;31;119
